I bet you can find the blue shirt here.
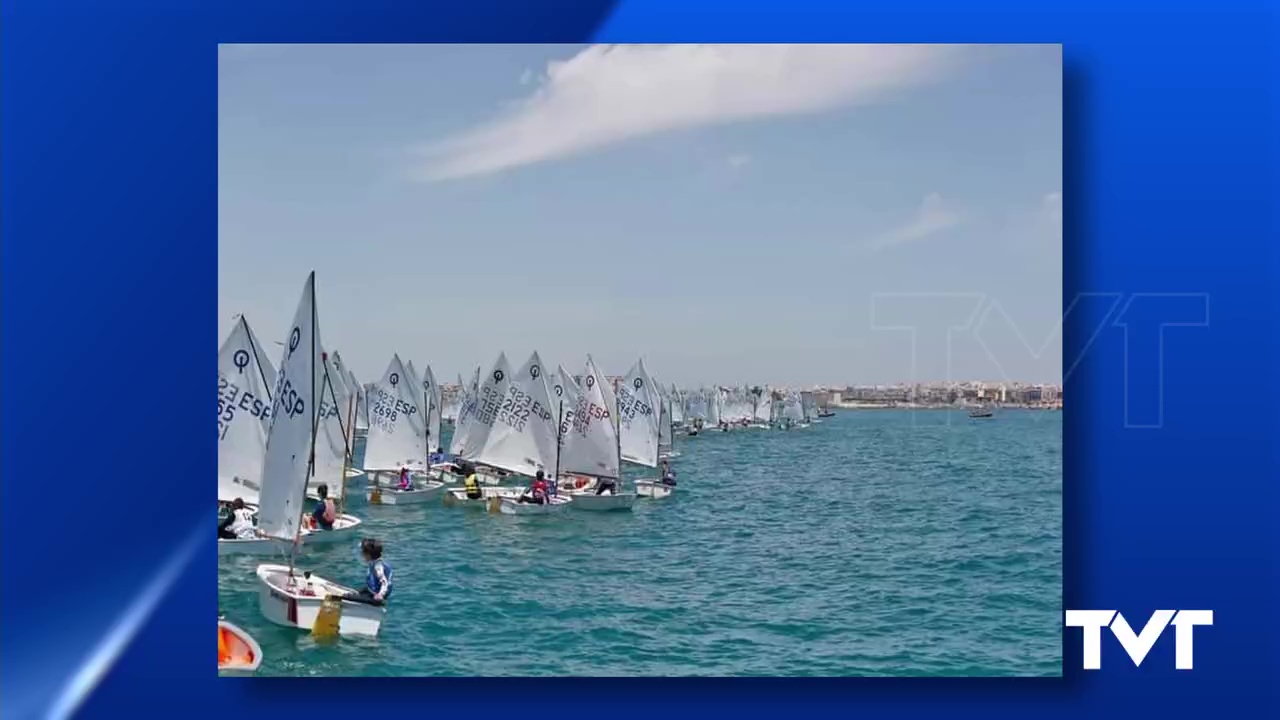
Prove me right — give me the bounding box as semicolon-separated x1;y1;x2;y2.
312;499;333;530
366;560;393;599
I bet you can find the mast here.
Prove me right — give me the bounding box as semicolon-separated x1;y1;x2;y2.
338;390;355;515
289;272;319;578
613;376;622;482
553;399;563;496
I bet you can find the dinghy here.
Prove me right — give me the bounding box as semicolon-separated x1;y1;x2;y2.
361;354;445;503
218;316;279;556
254;272;388;638
444;485;524;507
218;619;263;674
256;564;385;638
561;357;636;511
459;352;567;511
498;494;572;514
634;479;676;499
302;351;365;542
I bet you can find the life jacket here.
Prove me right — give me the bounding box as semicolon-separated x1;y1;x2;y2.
532;480;548;498
464;474;480;493
322;498;336;524
366;560;393;599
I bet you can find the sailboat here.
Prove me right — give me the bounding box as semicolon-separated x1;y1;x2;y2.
969;404;995;419
636;396;678;500
362;354;446;504
451;352;567;513
563;357;639;512
255;272;388;638
656;392;680;460
300;351;365;543
218;316;308;556
218;619;263;675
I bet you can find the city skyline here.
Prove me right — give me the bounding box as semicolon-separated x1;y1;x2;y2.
219;44;1062;387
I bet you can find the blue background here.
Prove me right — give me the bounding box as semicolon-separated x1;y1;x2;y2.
1;0;1276;717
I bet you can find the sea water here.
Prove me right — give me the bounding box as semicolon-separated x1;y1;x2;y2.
217;409;1061;676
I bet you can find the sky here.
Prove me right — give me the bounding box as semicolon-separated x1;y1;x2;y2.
219;44;1062;388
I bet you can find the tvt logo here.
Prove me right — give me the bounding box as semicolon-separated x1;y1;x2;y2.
1065;610;1212;670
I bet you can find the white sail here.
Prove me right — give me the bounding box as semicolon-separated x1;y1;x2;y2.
658;398;673;450
353;372;369;432
309;351;354;498
549;364;581;453
243;317;278;415
706;389;722;425
669;384;685;424
754;389;773;422
217;316;274;495
258;273;324;542
617;359;662;467
421;365;443;454
460;354;513;460
449;366;482;456
783;392;805;421
561;356;620;479
363;354;429;471
466;352;558;477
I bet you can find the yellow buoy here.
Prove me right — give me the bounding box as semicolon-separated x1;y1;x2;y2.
369;486;382;505
488;496;502;514
311;595;343;641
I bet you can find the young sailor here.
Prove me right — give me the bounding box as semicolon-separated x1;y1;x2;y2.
397;466;413;491
660;461;677;487
311;484;337;530
218;498;258;540
518;471;550;504
353;538;392;605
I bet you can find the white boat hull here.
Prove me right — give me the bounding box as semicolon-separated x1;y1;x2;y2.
569;490;637;512
255;564;385;637
219;533;305;557
301;514;362;545
218;620;262;674
344;467;365;479
365;482;446;505
498;495;572;515
443;486;523;507
634;480;676;499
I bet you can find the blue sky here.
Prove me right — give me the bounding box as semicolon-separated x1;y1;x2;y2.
219;44;1061;387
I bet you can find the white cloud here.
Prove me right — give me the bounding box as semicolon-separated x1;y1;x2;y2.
868;192;962;250
727;153;752;169
413;44;967;181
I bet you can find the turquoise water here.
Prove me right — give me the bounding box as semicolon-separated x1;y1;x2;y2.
218;409;1062;677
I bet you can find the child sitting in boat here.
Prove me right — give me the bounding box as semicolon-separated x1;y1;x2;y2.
311;484;337;530
218;498;259;540
518;471;550;504
660;461;677;487
397;467;413;491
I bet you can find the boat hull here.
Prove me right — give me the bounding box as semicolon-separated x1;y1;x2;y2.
444;486;523;507
218;620;263;674
218;534;304;557
255;564;385;637
365;482;446;505
497;495;572;515
301;514;362;545
634;480;675;499
569;491;637;512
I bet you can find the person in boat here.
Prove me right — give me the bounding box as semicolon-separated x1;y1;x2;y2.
594;474;618;496
463;468;483;500
311;484;337;531
351;538;392;605
218;498;257;540
397;466;413;491
519;471;550;504
428;447;446;465
660;461;677;487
